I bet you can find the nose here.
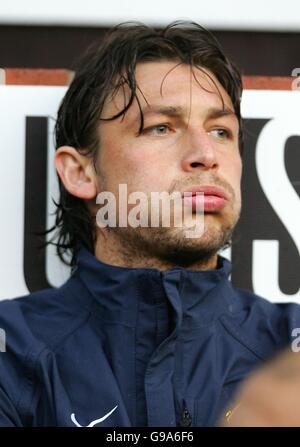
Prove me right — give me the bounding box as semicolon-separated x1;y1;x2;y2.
180;127;218;172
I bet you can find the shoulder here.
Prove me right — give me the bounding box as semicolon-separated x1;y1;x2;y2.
0;274;92;356
233;286;300;325
221;285;300;360
0;274;92;425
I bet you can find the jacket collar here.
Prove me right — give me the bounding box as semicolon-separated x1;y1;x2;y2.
75;245;236;328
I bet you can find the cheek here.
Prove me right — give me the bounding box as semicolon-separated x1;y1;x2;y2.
232;159;242;204
100;143;173;193
223;155;242;202
128;156;173;193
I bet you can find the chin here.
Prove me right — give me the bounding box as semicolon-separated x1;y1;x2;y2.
146;225;232;266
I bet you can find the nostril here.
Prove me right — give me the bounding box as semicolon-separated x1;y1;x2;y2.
190;162;203;168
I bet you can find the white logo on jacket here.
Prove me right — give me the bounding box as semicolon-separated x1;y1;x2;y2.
71;405;118;427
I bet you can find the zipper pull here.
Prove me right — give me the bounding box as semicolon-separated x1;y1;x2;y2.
179;405;192;427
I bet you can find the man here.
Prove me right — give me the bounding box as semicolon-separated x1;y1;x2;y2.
0;21;299;427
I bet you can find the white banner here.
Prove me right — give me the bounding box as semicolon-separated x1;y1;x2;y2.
0;85;299;303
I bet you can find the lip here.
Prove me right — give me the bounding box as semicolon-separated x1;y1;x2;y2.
181;185;229;200
181;185;229;212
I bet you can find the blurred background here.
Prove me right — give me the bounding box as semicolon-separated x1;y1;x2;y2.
0;0;300;76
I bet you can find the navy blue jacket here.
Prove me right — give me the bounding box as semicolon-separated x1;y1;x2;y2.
0;246;299;427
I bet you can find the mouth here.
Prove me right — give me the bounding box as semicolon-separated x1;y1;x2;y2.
181;185;229;212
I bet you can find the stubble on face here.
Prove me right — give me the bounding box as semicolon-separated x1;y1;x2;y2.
93;170;240;270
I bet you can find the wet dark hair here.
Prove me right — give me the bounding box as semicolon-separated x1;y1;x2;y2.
44;20;243;267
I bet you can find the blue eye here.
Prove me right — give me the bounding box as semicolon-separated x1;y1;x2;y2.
209;128;231;139
155;125;168;134
144;124;169;135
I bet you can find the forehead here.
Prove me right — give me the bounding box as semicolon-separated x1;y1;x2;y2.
102;60;235;119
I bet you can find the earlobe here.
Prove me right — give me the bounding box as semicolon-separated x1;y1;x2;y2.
55;146;97;200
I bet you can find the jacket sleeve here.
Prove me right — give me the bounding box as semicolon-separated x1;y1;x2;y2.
0;383;23;426
0;300;37;427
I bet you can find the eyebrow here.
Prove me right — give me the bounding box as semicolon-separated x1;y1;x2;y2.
140;105;184;117
139;105;237;120
206;107;238;120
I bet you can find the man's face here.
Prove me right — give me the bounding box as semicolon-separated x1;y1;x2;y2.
94;60;242;266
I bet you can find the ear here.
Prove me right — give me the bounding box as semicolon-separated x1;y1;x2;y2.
55;146;97;200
